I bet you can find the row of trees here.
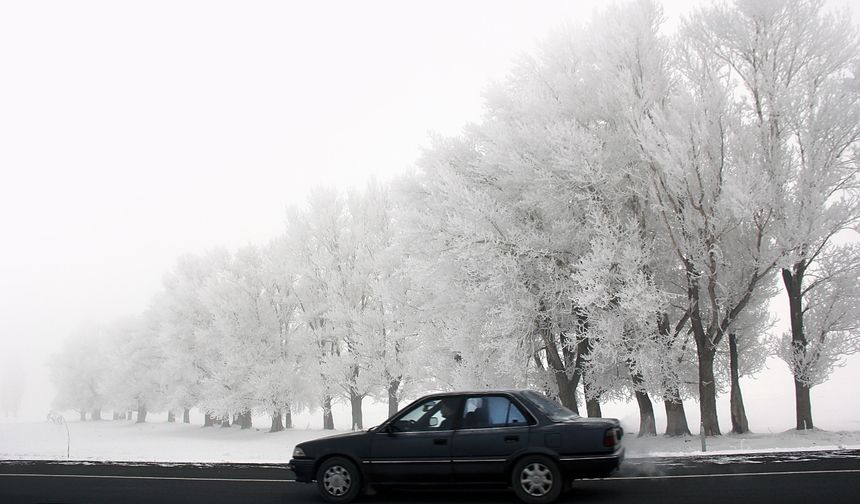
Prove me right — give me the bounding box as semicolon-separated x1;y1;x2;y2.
51;0;860;435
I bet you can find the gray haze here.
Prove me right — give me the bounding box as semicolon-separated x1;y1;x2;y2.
1;0;859;427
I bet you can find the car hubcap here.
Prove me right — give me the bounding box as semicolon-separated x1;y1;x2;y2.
520;462;553;497
323;465;351;496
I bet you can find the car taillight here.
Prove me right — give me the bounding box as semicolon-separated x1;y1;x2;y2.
603;428;620;447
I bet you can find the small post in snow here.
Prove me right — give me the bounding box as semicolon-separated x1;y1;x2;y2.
700;420;706;452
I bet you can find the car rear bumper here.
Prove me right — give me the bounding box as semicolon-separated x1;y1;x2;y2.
558;446;624;477
288;459;315;483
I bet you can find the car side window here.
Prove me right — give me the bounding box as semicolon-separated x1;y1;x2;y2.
391;397;459;432
461;396;528;429
507;401;528;425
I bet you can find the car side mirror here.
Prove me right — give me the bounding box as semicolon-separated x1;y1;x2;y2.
429;417;438;427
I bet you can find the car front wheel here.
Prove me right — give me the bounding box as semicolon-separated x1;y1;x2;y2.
511;455;563;504
316;457;361;504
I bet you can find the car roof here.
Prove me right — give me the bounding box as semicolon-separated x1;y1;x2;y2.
422;389;533;397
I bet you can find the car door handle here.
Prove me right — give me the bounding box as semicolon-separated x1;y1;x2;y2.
504;435;519;443
433;438;448;445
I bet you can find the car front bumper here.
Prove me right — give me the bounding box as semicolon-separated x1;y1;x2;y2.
287;458;315;483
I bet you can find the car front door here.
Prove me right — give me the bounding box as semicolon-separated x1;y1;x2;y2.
368;396;461;484
451;395;531;484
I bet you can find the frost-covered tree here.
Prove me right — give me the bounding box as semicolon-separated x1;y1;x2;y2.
196;245;281;429
103;314;167;423
285;188;355;429
342;181;429;418
50;324;110;421
158;250;231;426
285;181;410;430
776;244;860;425
259;237;310;431
633;9;783;435
404;12;670;423
719;279;775;433
688;0;860;430
573;0;688;436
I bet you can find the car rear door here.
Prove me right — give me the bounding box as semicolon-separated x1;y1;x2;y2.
451;394;531;484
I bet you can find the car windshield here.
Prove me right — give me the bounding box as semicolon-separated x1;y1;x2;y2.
522;391;580;422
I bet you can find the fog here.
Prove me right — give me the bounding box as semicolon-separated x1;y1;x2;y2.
2;0;859;429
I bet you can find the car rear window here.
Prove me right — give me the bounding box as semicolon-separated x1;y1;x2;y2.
522;391;579;422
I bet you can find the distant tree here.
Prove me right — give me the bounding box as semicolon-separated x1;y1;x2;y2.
285;188;349;430
0;356;24;418
259;237;310;431
50;324;110;421
103;314;166;423
158;250;231;426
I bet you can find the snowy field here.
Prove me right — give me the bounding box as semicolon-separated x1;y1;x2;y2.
2;418;860;464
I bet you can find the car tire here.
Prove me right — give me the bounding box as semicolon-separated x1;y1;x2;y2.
316;456;362;504
511;455;563;504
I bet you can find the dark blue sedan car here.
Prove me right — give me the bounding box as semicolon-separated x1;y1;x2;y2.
288;389;624;503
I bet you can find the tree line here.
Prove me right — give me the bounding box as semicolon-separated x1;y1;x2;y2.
51;0;860;436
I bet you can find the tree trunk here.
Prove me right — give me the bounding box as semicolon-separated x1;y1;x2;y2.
569;320;594;416
783;267;814;430
729;333;750;434
91;408;101;421
204;412;215;427
664;391;691;436
686;259;722;436
112;411;120;421
349;391;363;431
183;408;191;424
538;329;578;413
794;379;813;430
555;368;579;414
585;393;602;418
238;410;253;429
221;415;231;427
284;404;293;429
79;410;86;422
630;369;656;436
577;360;603;418
658;312;692;436
697;347;720;435
387;378;401;418
633;390;656;436
167;411;176;423
270;411;284;433
136;405;147;424
322;396;334;430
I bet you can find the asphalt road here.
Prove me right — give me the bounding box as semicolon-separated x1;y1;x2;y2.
2;449;859;504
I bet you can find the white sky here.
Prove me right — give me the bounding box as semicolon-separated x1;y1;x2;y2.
1;0;859;424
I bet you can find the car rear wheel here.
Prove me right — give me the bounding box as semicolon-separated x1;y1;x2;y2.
511;455;562;504
316;457;361;504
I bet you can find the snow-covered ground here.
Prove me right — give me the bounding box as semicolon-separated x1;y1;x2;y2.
2;418;859;464
5;358;860;463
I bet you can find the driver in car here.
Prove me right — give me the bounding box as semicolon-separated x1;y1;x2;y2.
437;399;457;430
